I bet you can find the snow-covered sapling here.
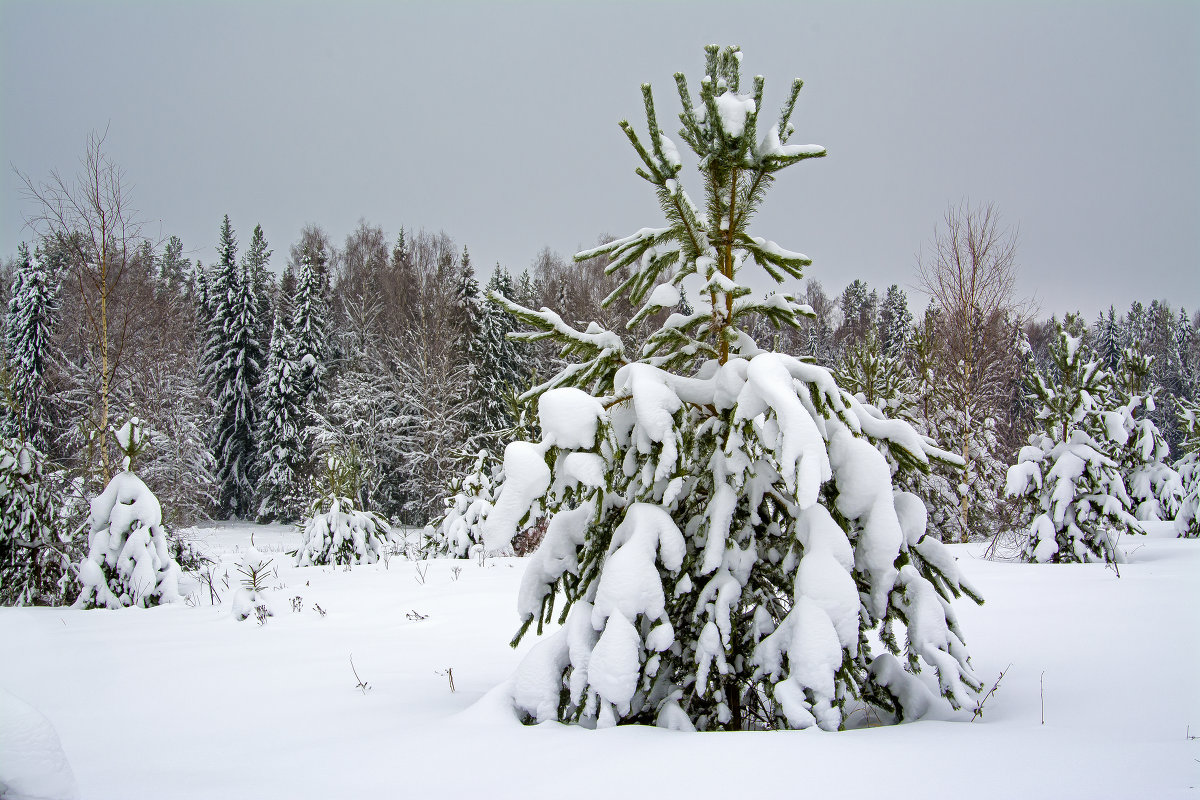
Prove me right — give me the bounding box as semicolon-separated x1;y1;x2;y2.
76;418;183;608
1006;330;1143;563
294;453;389;567
485;45;983;732
232;548;275;622
427;450;501;558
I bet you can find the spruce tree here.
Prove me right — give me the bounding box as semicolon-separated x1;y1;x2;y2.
0;436;71;606
255;314;308;522
202;216;265;518
484;46;982;731
76;419;182;608
1174;396;1200;537
292;243;329;410
1114;349;1179;521
294;452;389;567
1006;328;1142;563
878;284;913;360
427;449;501;558
2;243;60;450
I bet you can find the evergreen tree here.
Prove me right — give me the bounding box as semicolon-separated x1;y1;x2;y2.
75;419;182;608
243;224;274;368
839;329;913;419
1090;306;1122;374
255;314;308;522
292;242;329;410
294;452;389;567
1113;349;1179;521
1006;328;1142;563
0;436;72;606
878;284;913;359
1173;396;1200;537
2;244;60;450
485;46;982;731
465;266;530;448
427;449;501;558
202;216;265;518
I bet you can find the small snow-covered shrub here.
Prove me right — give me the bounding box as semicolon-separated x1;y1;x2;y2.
75;419;183;608
232;549;275;622
484;46;984;732
1006;330;1142;563
294;454;389;567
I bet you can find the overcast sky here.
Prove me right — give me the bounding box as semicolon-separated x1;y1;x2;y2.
2;1;1197;319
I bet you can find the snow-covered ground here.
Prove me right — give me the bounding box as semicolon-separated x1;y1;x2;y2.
1;522;1197;799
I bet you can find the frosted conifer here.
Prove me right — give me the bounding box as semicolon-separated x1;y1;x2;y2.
0;437;71;606
1006;329;1142;563
485;46;982;732
76;419;182;608
878;284;913;360
3;244;60;450
202;216;266;518
256;314;308;522
427;449;501;558
1114;349;1179;521
1172;397;1200;537
294;453;388;567
292;244;329;410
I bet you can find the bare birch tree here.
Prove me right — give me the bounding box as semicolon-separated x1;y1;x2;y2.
18;130;148;483
918;200;1030;540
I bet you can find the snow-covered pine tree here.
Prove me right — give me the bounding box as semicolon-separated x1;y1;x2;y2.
292;242;330;410
203;216;265;518
76;418;182;608
1091;306;1122;374
294;452;389;567
878;284;913;360
427;449;500;558
3;243;60;451
484;46;981;732
466;266;530;448
1114;348;1179;521
1006;328;1142;563
839;329;914;420
0;436;73;606
255;313;308;522
243;224;275;375
1173;396;1200;537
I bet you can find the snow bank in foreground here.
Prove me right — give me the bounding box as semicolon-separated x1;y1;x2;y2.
0;523;1195;800
0;687;79;800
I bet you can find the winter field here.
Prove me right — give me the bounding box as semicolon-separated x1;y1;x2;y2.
1;521;1197;800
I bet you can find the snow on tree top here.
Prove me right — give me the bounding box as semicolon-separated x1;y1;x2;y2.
715;91;756;138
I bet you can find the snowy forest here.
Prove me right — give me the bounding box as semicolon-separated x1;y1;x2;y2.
1;40;1198;800
2;150;1197;607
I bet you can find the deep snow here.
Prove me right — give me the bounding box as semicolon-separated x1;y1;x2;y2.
1;521;1196;799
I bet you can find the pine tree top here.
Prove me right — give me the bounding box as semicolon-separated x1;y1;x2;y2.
490;45;826;395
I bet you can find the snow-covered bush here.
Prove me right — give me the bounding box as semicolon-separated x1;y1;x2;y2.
294;454;389;567
484;46;983;732
427;450;501;558
1006;330;1142;563
231;548;276;622
1174;397;1200;538
75;419;183;608
0;437;75;606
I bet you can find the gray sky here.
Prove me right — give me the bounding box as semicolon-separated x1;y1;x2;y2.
2;1;1197;319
